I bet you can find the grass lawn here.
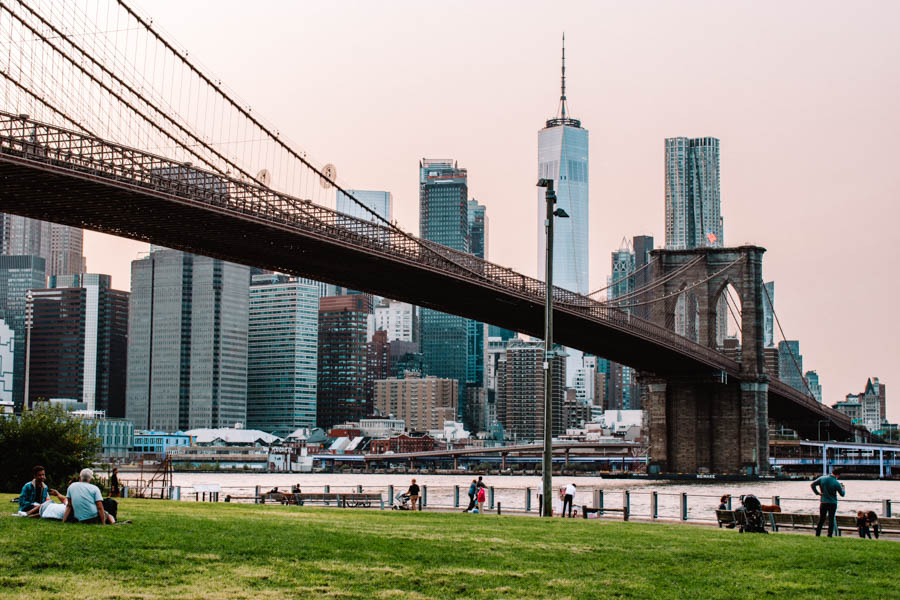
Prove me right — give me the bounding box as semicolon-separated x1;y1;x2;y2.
1;494;898;599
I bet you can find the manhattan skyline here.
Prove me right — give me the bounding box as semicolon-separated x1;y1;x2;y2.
79;1;900;418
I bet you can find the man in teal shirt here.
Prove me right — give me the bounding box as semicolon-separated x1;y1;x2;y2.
811;469;845;537
18;466;49;514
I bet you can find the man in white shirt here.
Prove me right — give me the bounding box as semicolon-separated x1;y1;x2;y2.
62;468;110;524
38;490;68;520
562;483;577;518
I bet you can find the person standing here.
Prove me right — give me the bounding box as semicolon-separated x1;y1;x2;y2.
811;469;845;537
562;483;577;518
476;483;486;514
110;467;120;498
407;478;420;511
464;479;477;512
18;465;49;515
62;468;109;524
856;511;872;539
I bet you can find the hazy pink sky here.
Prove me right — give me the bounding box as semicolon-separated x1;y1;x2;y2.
85;0;900;419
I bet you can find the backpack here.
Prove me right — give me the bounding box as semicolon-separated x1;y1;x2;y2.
102;498;118;519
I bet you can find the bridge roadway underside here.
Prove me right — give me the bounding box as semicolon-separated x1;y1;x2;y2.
0;156;713;377
0;155;858;445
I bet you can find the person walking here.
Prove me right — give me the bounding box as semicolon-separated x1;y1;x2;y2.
110;467;120;498
562;483;577;518
407;479;420;511
811;469;845;537
464;479;477;512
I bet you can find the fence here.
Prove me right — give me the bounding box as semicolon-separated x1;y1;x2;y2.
124;483;897;521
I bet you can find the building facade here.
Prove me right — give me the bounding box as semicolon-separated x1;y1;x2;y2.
664;137;722;250
126;249;250;432
0;319;13;406
247;274;319;437
805;370;822;403
536;43;589;296
372;299;416;343
335;189;392;223
1;215;84;277
777;340;805;393
496;338;565;442
0;255;46;411
29;274;129;416
419;159;470;420
317;294;372;430
373;372;457;432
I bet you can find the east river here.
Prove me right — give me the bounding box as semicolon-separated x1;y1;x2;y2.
166;472;900;521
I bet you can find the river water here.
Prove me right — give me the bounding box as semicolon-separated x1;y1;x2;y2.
164;472;900;521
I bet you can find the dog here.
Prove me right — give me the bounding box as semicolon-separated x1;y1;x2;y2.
760;504;782;513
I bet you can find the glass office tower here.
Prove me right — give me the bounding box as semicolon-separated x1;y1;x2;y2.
536;38;589;296
335;189;393;224
419;159;470;422
248;274;319;436
537;37;589;384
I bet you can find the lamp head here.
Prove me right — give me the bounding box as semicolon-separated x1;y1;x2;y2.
536;178;554;189
553;208;570;218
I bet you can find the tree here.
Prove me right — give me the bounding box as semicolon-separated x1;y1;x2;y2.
0;404;101;492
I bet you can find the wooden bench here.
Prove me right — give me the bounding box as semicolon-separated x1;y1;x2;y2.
294;492;383;509
582;505;629;521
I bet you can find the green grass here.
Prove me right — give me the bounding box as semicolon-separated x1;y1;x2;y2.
1;494;898;599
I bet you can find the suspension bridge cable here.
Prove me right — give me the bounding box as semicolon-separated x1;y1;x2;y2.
588;256;658;297
601;255;705;305
609;256;745;309
762;283;816;399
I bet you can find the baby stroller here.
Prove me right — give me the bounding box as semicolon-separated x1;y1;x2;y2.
738;494;768;534
392;492;412;511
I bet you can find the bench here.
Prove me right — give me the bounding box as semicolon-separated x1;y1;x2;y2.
582;505;629;521
294;492;383;509
719;511;900;537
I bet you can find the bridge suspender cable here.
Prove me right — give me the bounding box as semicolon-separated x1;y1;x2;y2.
587;256;658;298
599;255;706;305
762;283;817;400
607;255;746;309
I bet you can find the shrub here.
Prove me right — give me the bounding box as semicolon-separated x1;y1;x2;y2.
0;404;101;492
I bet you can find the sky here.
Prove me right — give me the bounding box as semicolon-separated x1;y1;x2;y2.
83;0;900;420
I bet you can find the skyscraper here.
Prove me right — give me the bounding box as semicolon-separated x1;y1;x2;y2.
27;275;129;415
664;137;722;250
777;340;805;393
126;250;250;431
1;215;84;277
317;294;372;429
763;281;775;348
335;190;393;223
247;274;319;436
466;199;487;393
0;255;46;411
804;370;822;404
496;338;565;442
419;159;470;421
537;36;589;296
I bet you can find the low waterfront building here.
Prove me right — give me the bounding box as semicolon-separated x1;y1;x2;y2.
369;432;438;454
70;410;134;458
132;431;194;457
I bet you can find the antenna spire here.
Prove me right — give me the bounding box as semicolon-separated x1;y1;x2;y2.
560;33;567;119
545;33;581;128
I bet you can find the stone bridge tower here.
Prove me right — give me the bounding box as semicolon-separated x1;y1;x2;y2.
642;245;770;475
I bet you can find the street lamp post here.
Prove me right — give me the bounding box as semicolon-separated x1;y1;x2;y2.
23;290;33;411
537;178;568;517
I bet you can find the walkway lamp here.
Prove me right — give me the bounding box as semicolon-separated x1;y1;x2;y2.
537;178;568;517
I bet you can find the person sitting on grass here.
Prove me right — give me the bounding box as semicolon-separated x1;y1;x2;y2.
25;489;69;520
62;468;115;524
18;465;49;516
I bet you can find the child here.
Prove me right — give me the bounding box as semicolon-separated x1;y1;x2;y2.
476;485;486;514
856;510;872;539
866;511;880;539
